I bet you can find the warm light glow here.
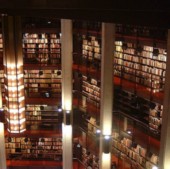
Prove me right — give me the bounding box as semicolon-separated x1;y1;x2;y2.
62;123;72;137
152;166;158;169
64;100;72;111
5;64;25;133
104;135;110;140
96;129;101;134
103;123;112;135
0;122;4;136
101;153;111;168
66;110;70;114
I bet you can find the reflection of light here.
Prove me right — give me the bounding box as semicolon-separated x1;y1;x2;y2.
127;130;132;134
102;153;111;168
152;166;158;169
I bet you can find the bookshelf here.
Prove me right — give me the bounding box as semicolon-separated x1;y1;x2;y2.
82;75;100;108
5;136;62;160
82;34;101;68
24;69;62;98
114;88;163;134
112;118;159;169
25;105;63;128
22;33;61;65
114;40;167;93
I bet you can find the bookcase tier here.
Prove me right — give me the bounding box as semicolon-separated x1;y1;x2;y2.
5;136;62;161
23;33;61;65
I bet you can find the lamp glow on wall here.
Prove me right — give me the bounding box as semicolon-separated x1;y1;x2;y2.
4;64;26;133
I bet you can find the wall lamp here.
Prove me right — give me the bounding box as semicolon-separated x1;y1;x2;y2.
103;135;111;154
58;105;62;112
96;129;101;137
65;110;71;125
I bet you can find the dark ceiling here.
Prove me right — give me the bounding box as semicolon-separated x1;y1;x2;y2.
0;0;170;28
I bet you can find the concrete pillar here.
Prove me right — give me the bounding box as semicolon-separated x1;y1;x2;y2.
99;23;115;169
159;29;170;169
61;19;73;169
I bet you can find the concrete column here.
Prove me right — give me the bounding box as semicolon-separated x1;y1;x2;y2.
61;19;73;169
99;23;115;169
159;29;170;169
0;122;7;169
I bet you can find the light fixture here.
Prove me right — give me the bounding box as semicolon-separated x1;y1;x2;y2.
58;105;62;112
65;110;71;125
103;135;111;154
44;92;50;98
96;129;101;137
127;130;132;134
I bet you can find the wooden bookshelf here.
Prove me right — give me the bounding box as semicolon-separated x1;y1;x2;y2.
112;126;159;169
114;40;166;93
24;69;62;98
81;34;101;69
114;88;163;134
22;33;61;65
25;105;63;128
5;136;62;161
82;75;100;108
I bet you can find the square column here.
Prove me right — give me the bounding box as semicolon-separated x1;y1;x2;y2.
61;19;73;169
159;29;170;169
99;23;115;169
0;122;7;169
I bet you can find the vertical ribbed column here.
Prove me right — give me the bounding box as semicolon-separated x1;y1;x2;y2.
0;123;6;169
159;29;170;169
61;19;73;169
99;23;115;169
2;16;25;133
